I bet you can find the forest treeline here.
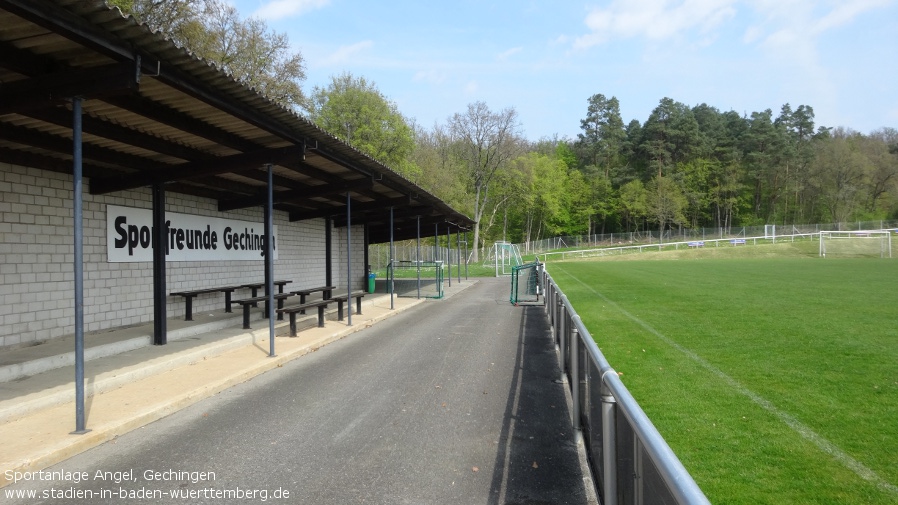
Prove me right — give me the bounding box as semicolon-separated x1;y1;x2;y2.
112;0;898;254
408;96;898;253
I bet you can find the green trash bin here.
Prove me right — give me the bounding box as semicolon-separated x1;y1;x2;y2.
367;272;376;293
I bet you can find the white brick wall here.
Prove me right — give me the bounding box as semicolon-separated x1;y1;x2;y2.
0;163;365;348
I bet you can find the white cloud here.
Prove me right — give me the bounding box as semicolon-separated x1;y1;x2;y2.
464;81;479;96
497;47;524;61
318;40;374;66
413;69;448;85
253;0;330;20
573;0;738;49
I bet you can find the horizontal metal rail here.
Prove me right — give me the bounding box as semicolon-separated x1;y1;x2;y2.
542;265;711;505
540;233;824;262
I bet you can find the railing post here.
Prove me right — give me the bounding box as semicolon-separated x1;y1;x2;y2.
601;373;618;505
571;326;582;441
558;297;566;378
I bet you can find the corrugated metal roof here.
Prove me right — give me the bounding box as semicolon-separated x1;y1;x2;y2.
0;0;472;242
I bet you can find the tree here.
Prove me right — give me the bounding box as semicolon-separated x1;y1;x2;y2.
447;102;522;260
309;73;418;179
646;176;687;238
618;180;647;232
809;128;867;224
640;98;700;178
114;0;307;110
577;94;626;178
742;109;786;221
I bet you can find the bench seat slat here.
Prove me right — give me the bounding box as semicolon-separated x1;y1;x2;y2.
277;300;331;334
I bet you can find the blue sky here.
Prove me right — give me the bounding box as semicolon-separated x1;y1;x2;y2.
231;0;898;141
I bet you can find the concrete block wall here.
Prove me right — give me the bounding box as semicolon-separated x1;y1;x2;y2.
0;163;365;349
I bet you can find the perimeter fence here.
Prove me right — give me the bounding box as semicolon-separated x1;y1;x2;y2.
520;220;898;255
369;220;898;267
541;265;711;505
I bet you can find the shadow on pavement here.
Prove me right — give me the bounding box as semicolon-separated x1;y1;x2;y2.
488;304;591;505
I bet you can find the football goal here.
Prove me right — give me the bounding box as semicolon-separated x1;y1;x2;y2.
483;241;524;276
388;260;445;298
510;261;541;305
819;230;893;258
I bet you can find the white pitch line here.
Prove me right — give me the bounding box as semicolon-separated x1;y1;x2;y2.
555;266;898;495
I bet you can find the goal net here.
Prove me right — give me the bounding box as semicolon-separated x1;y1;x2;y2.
819;230;893;258
510;261;541;305
388;260;445;298
483;241;524;276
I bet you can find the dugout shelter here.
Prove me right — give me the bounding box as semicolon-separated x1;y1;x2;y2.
0;0;474;355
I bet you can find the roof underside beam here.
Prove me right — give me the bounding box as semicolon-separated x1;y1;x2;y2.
218;178;373;212
89;145;306;195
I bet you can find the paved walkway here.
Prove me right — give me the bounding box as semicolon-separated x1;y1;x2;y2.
1;278;594;503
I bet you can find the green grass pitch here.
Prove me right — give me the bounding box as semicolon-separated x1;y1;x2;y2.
549;257;898;505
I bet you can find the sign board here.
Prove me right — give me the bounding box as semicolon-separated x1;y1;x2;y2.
106;205;278;262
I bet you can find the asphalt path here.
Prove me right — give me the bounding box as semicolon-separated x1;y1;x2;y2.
4;278;590;504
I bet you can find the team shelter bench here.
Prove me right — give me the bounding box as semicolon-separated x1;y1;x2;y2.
290;285;336;313
687;241;705;248
231;292;295;329
277;299;332;336
331;291;366;321
240;280;293;306
170;285;239;321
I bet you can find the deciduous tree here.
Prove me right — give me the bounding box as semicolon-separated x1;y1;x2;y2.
448;102;523;260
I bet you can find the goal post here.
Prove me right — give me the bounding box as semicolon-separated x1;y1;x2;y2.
483;241;524;276
819;230;893;258
387;260;445;298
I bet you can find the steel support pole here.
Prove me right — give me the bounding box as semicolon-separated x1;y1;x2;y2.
72;97;88;434
446;226;451;287
346;192;352;326
416;216;421;300
464;231;469;280
389;206;394;310
456;228;461;284
325;217;332;288
152;183;166;345
266;164;275;356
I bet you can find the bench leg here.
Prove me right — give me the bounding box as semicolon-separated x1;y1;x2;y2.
250;287;258;307
224;291;232;313
356;296;362;315
184;296;194;321
337;300;344;321
242;304;251;329
299;294;307;314
317;305;326;328
289;313;297;336
277;298;285;321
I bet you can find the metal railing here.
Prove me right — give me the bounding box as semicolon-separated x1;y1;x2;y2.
541;265;711;505
519;220;898;255
539;233;821;262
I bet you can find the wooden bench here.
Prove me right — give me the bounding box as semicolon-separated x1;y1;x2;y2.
231;293;295;329
687;241;705;248
331;291;366;321
277;300;332;336
730;239;746;245
170;286;238;321
290;285;336;313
